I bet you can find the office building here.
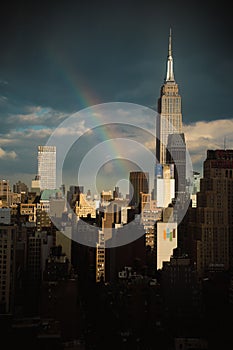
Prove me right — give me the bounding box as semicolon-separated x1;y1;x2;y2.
167;132;186;196
140;193;162;248
156;29;182;165
190;150;233;276
0;180;12;207
96;230;105;282
0;224;17;314
161;248;200;312
155;164;175;207
129;171;149;210
37;146;56;190
156;206;177;269
13;181;28;195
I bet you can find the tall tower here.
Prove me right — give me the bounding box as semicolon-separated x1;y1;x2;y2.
37;146;56;190
156;29;182;165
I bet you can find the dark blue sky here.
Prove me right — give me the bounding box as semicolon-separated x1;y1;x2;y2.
1;0;232;121
0;0;232;188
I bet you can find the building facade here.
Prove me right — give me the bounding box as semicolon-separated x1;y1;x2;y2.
129;171;149;210
37;146;56;191
140;193;162;248
167;132;186;196
156;29;182;166
0;224;17;314
156;206;177;269
155;163;175;207
190;150;233;276
0;180;11;207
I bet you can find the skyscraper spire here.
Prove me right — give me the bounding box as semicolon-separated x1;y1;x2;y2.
165;28;175;82
168;27;172;56
156;28;182;165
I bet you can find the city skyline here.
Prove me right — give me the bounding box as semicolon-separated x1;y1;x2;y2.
1;3;233;347
0;1;232;190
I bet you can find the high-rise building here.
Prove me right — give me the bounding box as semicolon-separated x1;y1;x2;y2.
167;132;186;196
155;163;175;207
129;171;149;209
0;224;17;314
96;230;105;282
140;193;162;248
27;231;42;284
13;180;29;195
155;206;177;269
161;248;199;306
156;29;182;165
189;150;233;277
0;180;11;207
190;171;201;208
37;146;56;190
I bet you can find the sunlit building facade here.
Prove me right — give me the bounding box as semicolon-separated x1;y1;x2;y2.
38;146;56;190
156;29;182;165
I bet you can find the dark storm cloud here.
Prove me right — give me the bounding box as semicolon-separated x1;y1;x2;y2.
0;0;232;185
1;0;232;118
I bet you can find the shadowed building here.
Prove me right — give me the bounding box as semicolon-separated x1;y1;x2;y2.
129;171;149;211
189;150;233;277
0;224;17;314
167;133;186;196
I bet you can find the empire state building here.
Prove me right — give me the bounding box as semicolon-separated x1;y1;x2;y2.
156;29;182;165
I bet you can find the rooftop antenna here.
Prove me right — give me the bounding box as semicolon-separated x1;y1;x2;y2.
224;136;227;150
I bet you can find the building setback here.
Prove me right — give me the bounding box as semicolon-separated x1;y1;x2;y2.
156;29;182;166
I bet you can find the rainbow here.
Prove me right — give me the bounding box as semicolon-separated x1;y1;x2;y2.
46;50;157;192
47;46;100;109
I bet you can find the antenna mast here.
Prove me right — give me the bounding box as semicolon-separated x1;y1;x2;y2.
224;136;227;150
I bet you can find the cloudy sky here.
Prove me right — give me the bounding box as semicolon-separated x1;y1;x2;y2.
0;0;232;194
